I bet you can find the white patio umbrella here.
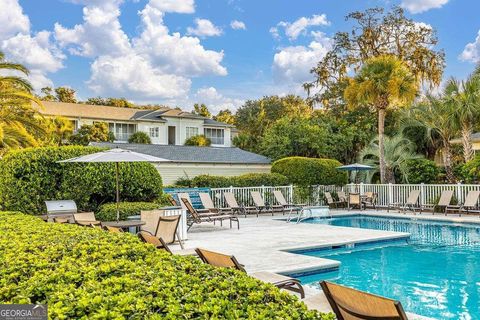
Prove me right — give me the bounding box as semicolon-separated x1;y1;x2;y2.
58;148;169;221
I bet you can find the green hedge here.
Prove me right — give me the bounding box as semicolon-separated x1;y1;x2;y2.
272;157;347;186
0;212;331;319
460;155;480;183
403;159;439;184
96;202;160;221
0;146;163;214
178;173;289;188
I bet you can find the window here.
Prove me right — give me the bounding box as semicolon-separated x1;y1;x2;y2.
186;127;199;139
204;128;224;145
149;127;159;138
107;123;136;141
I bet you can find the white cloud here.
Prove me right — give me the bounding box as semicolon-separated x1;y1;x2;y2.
187;18;222;37
273;14;330;40
273;32;332;85
194;87;244;113
134;5;227;77
147;0;195;14
0;0;65;90
88;54;191;100
0;0;30;39
401;0;449;14
230;20;246;30
52;0;227;101
460;30;480;63
54;4;131;57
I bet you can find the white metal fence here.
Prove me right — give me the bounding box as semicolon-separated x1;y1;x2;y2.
314;183;480;207
209;185;294;208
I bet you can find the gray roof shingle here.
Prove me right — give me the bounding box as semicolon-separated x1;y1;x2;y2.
91;142;271;164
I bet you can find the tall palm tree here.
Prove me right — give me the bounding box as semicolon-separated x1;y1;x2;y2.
403;94;458;182
0;51;44;153
360;134;422;183
344;55;419;183
444;67;480;162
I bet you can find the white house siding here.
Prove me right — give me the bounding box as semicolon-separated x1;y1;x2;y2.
137;122;166;144
155;162;271;185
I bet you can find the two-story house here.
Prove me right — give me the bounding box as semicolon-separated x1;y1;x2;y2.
38;101;271;184
40;101;234;147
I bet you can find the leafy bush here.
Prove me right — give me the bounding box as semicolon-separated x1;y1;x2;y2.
272;157;347;186
459;155;480;183
0;212;331;319
403;159;439;184
96;202;160;221
184;134;211;146
184;173;289;188
128;132;151;144
69;122;115;145
0;146;163;214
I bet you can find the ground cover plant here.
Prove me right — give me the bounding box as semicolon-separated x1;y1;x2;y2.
0;212;333;319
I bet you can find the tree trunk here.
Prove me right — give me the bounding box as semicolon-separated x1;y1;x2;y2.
378;108;387;183
461;123;474;163
443;141;456;183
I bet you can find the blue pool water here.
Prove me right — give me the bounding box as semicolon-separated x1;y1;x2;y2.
295;215;480;319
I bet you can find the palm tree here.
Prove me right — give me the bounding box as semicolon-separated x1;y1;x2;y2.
444;67;480;162
344;55;419;183
360;134;422;183
403;94;458;182
0;51;44;153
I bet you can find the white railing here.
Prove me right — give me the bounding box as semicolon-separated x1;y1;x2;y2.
313;183;480;207
209;185;294;208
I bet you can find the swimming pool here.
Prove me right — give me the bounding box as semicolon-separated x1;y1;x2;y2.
295;215;480;319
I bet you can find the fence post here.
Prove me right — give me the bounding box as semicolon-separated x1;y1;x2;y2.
420;183;425;206
360;182;364;195
456;182;462;203
388;183;393;205
289;184;294;203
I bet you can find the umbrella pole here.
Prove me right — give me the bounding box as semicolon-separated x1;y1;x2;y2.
115;162;120;222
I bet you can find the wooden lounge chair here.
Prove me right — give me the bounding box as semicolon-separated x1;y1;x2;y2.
155;214;184;249
421;190;453;214
181;198;239;230
348;193;363;210
195;248;305;298
166;194;178;206
140;209;165;235
103;225;123;233
319;281;408;320
362;192;377;210
53;217;71;224
224;192;256;217
251;191;271;216
387;190;420;213
199;192;221;213
446;190;480;216
137;231;172;254
73;212;101;226
337;191;348;205
273;190;303;214
325;192;344;209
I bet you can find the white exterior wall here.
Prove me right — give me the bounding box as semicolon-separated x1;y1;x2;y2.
63;116;232;147
155;162;271;185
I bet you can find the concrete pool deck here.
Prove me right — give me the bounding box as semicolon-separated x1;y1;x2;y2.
171;209;472;319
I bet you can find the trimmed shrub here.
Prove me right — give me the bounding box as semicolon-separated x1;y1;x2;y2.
188;173;289;188
96;202;160;221
184;134;211;146
128;132;151;144
403;159;439;184
272;157;347;186
0;146;163;214
0;212;331;319
460;155;480;183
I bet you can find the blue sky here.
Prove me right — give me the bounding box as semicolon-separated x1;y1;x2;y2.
1;0;480;112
